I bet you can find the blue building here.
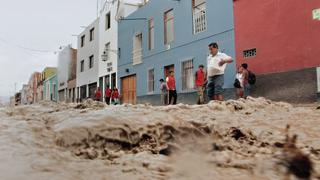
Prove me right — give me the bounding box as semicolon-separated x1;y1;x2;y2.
118;0;236;105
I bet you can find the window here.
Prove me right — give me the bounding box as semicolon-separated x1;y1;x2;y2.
181;60;194;90
243;48;257;58
148;69;155;93
81;35;85;47
192;0;206;34
90;28;94;41
133;33;142;65
106;13;111;30
89;55;94;69
80;60;84;72
148;18;154;50
164;9;174;44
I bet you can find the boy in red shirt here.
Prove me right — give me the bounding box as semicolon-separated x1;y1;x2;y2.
195;64;207;104
111;87;120;105
166;71;177;105
94;87;102;101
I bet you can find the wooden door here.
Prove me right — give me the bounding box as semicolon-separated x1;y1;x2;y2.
121;75;137;104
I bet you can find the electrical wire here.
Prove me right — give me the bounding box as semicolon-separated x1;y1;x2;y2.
0;37;54;54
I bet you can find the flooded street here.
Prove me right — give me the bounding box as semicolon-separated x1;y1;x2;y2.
0;98;320;180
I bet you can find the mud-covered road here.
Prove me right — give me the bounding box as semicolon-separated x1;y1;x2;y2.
0;98;320;180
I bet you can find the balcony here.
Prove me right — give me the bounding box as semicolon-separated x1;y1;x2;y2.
193;9;207;34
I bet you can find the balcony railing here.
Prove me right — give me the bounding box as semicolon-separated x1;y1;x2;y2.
132;48;142;65
193;9;207;34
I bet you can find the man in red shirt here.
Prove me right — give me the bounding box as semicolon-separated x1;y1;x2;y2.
195;64;207;104
105;85;112;105
94;87;102;101
166;71;177;105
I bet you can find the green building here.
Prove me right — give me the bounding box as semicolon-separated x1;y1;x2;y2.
43;74;58;102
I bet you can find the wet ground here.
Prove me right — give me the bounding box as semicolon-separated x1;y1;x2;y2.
0;98;320;180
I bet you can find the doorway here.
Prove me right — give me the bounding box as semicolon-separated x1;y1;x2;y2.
164;64;175;79
121;75;137;104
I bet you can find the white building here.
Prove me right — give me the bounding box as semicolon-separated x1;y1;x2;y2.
98;0;143;100
76;19;100;101
76;0;143;102
57;45;77;102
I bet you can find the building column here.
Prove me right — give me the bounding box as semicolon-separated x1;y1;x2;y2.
102;76;106;102
86;84;89;98
77;87;80;103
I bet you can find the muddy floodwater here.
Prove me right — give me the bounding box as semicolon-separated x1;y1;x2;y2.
0;97;320;180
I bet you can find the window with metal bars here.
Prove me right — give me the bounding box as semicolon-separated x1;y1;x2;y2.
243;48;257;58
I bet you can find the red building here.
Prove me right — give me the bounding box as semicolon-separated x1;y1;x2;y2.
234;0;320;102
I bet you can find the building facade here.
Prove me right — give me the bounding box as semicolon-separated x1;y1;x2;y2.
76;19;100;102
20;84;29;105
43;74;58;102
57;45;77;103
234;0;320;102
118;0;236;105
98;0;141;102
27;72;41;104
35;67;57;103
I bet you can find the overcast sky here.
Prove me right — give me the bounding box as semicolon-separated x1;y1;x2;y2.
0;0;140;100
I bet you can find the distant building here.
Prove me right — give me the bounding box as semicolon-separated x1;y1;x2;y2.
118;0;236;104
20;84;29;105
36;67;57;103
233;0;320;102
57;45;77;103
27;72;41;104
43;74;58;102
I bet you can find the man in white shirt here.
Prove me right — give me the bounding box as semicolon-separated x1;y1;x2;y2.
207;42;233;101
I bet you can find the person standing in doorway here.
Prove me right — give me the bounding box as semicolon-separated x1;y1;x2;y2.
159;79;168;105
166;71;177;105
235;66;245;99
105;85;112;105
207;42;233;101
94;87;102;101
241;63;250;98
111;87;120;105
195;64;207;104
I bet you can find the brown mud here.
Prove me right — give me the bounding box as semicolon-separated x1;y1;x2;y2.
0;97;320;180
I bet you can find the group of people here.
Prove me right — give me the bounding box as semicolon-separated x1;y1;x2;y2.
94;86;120;105
160;42;254;106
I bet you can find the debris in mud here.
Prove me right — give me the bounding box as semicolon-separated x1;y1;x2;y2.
74;99;106;109
228;127;246;140
279;125;314;179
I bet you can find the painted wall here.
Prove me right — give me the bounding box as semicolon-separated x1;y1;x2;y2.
76;19;100;90
43;75;58;102
118;0;236;98
234;0;320;74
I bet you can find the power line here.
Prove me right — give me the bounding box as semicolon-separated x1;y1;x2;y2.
0;37;54;54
